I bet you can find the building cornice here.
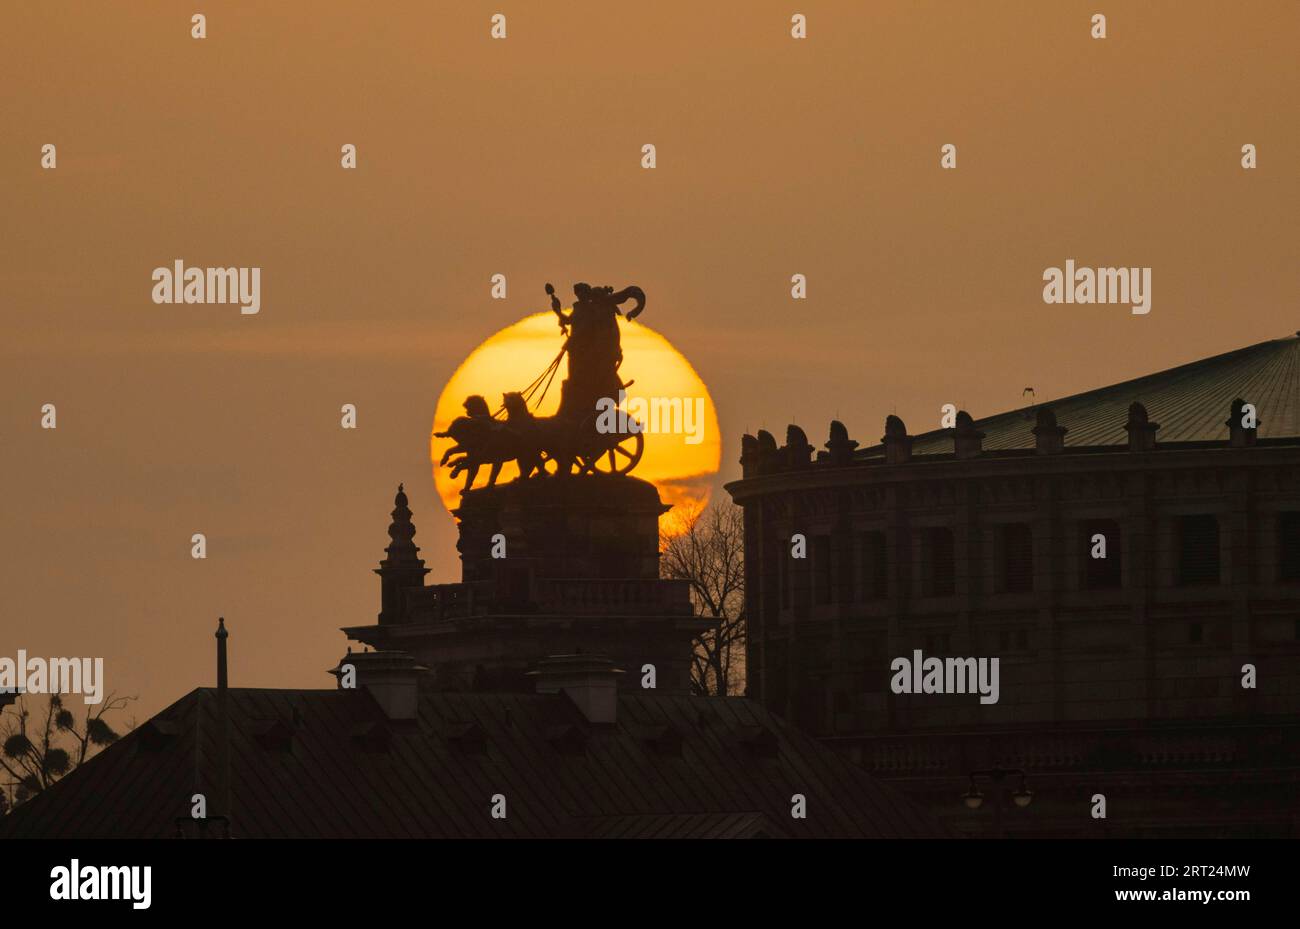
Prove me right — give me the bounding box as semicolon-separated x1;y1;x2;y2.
726;442;1300;502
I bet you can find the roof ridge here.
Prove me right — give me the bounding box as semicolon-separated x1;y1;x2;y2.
887;334;1297;447
972;336;1286;428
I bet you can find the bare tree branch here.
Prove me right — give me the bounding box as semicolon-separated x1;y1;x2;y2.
0;691;136;814
661;500;747;696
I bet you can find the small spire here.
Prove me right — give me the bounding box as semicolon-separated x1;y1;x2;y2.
215;617;228;691
374;484;430;624
383;483;420;563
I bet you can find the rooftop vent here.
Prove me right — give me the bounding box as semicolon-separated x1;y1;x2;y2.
331;649;427;721
528;654;624;725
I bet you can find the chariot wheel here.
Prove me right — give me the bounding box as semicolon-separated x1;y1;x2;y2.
576;427;643;475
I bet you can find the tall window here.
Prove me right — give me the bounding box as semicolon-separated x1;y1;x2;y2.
1083;519;1122;589
1002;523;1034;593
858;531;888;601
1278;512;1300;582
922;527;956;596
1177;515;1220;586
813;535;833;605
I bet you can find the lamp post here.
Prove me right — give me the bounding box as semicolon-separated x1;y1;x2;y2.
962;767;1032;838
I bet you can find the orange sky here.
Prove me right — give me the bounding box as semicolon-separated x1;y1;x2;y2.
2;1;1296;721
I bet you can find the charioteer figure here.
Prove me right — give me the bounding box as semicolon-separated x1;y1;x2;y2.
546;281;645;420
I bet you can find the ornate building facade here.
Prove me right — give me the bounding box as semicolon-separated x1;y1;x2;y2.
726;334;1300;836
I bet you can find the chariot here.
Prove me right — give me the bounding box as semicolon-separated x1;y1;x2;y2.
436;283;647;491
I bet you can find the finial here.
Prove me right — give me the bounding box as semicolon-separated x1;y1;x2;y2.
783;424;812;468
1226;398;1259;447
1124;402;1160;452
1032;406;1067;455
740;433;760;476
825;420;859;466
386;483;418;556
953;411;985;459
882;415;913;465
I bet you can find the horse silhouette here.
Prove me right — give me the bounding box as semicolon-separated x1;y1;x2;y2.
436;392;546;490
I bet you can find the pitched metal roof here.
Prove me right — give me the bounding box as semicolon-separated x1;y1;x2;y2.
879;333;1300;456
0;688;948;839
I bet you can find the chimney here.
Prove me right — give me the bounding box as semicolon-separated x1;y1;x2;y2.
882;415;912;464
1124;402;1159;452
332;649;426;721
953;410;984;459
1226;398;1259;447
528;654;624;725
1032;406;1068;455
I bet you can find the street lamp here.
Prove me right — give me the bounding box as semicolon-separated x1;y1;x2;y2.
963;767;1032;837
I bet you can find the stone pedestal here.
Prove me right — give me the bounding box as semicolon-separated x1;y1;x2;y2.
456;473;667;588
344;474;714;695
